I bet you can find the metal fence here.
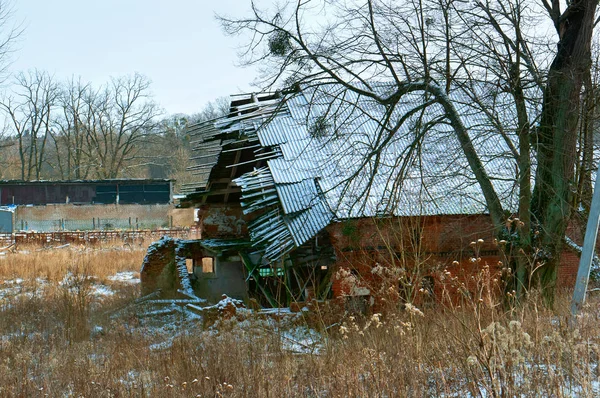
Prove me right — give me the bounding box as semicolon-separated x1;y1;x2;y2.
0;227;200;246
15;216;173;232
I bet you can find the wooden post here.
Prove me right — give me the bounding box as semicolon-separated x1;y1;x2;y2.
571;164;600;319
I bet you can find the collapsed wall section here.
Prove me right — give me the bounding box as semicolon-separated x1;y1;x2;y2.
140;237;193;297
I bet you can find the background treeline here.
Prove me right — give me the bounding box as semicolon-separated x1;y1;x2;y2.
0;69;227;192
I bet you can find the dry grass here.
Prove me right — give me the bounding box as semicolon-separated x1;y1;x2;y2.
0;246;599;397
0;244;146;282
2;288;599;397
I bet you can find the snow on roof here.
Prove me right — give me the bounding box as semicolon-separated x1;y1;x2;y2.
189;83;534;261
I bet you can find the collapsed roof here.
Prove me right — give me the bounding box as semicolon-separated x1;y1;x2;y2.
184;83;532;262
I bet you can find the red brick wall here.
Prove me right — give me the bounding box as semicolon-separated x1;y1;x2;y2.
558;251;579;289
327;215;580;309
197;204;251;239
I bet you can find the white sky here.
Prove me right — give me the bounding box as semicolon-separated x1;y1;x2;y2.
9;0;259;116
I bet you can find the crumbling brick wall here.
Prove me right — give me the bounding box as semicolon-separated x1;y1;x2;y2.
197;204;250;239
140;236;193;297
327;215;580;310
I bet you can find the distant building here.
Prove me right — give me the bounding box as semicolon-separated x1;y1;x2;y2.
0;179;173;206
0;179;189;233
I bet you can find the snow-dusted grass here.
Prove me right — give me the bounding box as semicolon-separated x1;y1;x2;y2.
1;284;599;396
0;247;600;396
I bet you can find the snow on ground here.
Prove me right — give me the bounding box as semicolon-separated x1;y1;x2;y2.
0;277;48;302
91;284;115;297
280;326;323;354
107;271;140;284
0;270;140;304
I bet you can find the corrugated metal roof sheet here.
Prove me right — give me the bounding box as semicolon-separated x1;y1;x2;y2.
265;85;522;221
275;179;320;214
285;201;333;247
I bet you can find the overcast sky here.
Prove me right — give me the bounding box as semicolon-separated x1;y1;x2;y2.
9;0;259;116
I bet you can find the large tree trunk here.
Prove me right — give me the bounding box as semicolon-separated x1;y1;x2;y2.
532;0;597;302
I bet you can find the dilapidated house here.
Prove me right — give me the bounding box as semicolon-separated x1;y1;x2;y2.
141;84;580;308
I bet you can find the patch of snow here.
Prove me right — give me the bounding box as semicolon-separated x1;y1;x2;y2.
216;296;244;309
4;278;24;285
281;326;323;354
139;307;177;317
259;307;293;314
107;271;140;284
149;340;173;351
59;272;95;287
91;285;114;297
0;278;47;302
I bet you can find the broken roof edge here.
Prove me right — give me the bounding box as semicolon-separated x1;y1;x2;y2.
178;238;253;254
234;166;336;260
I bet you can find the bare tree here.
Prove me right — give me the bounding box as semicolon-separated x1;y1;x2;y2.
0;70;58;180
141;98;230;192
84;73;159;179
0;1;22;83
532;0;598;294
51;77;94;179
220;0;599;300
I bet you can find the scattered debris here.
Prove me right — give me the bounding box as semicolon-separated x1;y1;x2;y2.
186;295;247;320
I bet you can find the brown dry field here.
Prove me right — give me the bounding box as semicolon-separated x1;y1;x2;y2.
0;243;599;397
0;244;146;282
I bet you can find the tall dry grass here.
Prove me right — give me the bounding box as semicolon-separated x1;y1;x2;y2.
0;244;146;282
0;242;598;396
1;286;599;397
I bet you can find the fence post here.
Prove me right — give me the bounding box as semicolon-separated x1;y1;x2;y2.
93;218;95;230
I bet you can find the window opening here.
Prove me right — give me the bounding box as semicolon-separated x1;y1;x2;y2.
202;257;215;274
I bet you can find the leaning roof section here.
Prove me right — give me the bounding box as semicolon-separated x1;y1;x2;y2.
189;83;530;262
181;92;284;195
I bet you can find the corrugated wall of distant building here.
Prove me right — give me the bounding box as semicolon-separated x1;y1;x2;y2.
0;180;192;232
0;181;171;206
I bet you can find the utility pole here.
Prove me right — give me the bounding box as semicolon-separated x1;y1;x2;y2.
571;165;600;319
